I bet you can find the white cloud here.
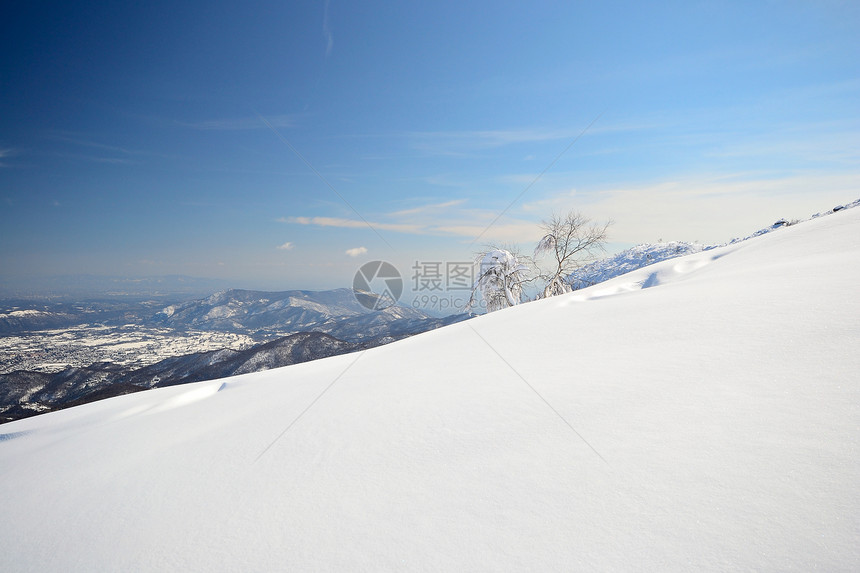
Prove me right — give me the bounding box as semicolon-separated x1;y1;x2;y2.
276;242;295;251
280;216;422;234
345;247;367;257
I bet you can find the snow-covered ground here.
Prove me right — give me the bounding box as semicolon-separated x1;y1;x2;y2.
1;207;858;571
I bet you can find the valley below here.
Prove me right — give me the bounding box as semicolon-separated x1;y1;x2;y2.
0;288;470;424
0;323;260;375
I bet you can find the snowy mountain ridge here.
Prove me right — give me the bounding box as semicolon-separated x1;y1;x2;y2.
570;240;706;290
153;287;433;338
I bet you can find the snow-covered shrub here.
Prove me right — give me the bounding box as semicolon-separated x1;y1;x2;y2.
466;249;528;312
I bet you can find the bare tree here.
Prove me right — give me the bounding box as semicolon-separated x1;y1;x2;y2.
534;211;612;298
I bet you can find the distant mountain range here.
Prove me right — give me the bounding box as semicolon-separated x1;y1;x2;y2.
0;288;471;424
152;288;438;340
0;288;457;339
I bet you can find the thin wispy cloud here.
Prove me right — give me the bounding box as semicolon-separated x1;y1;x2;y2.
8;139;137;167
406;128;572;155
276;242;295;251
42;133;162;165
54;153;136;165
345;246;367;257
0;148;14;167
281;210;543;244
281;216;422;234
323;0;334;56
391;121;650;155
47;135;138;156
179;115;297;131
388;199;466;216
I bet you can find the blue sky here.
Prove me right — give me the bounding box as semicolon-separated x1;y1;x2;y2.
1;0;858;293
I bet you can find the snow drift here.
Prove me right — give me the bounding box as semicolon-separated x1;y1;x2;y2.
1;208;859;571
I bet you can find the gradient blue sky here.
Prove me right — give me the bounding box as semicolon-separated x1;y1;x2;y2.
2;0;858;291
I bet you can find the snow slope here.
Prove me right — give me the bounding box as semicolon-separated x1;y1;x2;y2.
1;208;859;571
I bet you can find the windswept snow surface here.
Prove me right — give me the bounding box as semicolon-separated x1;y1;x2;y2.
2;209;859;571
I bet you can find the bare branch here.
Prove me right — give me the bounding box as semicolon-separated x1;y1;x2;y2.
533;210;612;298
